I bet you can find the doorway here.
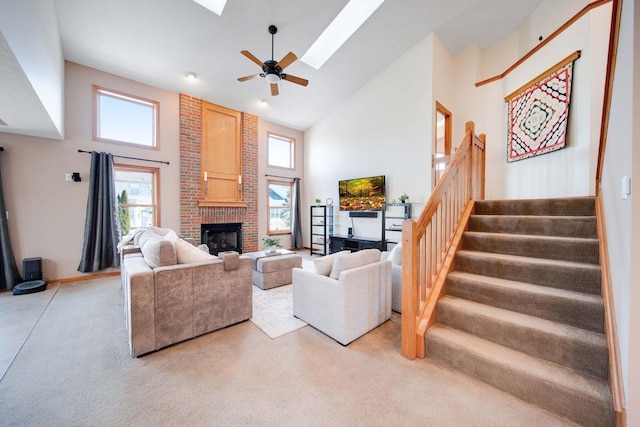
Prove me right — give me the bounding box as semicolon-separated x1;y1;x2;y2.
433;101;452;189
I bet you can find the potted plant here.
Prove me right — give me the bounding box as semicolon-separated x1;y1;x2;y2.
262;236;282;253
314;198;322;205
399;193;410;203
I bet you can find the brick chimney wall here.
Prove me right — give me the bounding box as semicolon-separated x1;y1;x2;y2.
179;93;259;252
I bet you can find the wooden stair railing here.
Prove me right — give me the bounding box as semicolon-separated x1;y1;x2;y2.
401;121;486;360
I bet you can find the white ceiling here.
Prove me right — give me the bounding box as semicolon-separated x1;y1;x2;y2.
2;0;544;137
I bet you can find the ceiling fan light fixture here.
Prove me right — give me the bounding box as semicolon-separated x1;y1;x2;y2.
265;73;280;84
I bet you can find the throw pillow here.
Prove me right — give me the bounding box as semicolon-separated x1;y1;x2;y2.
133;228;149;246
163;230;179;244
314;250;351;276
137;230;161;250
150;225;172;236
175;238;217;264
329;249;381;280
140;238;177;268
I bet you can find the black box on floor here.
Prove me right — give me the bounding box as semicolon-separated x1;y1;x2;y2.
23;257;42;281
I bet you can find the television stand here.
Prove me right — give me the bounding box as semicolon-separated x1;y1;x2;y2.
330;235;383;253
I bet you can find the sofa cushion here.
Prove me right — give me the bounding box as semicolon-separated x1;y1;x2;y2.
314;250;351;276
140;237;177;268
175;238;218;264
329;249;381;280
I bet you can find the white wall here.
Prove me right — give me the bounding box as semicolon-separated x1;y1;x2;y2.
0;0;64;138
305;34;439;243
601;0;639;421
467;1;612;200
258;119;305;249
1;62;180;280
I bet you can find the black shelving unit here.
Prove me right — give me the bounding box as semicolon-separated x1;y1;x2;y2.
310;205;333;256
381;202;412;251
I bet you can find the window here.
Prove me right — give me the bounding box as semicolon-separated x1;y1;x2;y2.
267;180;292;234
94;86;159;148
115;165;159;235
267;133;295;169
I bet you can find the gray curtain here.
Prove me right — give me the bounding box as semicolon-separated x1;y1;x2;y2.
78;152;121;272
291;178;303;248
0;152;22;290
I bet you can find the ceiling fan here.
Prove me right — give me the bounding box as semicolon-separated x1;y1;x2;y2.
237;25;309;96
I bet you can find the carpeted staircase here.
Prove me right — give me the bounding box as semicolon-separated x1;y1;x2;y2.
424;197;614;426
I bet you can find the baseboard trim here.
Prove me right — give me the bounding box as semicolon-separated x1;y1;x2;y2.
595;195;626;426
50;270;120;284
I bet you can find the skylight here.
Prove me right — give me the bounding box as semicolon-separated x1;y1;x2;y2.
192;0;227;16
301;0;384;70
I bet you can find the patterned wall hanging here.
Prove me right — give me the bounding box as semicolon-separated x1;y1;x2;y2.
505;51;581;162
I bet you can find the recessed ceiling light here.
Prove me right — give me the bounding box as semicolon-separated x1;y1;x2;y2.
185;72;197;80
259;99;269;107
301;0;384;70
192;0;227;16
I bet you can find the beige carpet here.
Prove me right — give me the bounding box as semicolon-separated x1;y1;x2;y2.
0;276;575;426
250;284;307;338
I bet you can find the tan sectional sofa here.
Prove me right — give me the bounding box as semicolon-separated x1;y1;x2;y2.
120;228;252;357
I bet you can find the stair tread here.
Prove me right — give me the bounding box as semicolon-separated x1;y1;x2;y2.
447;271;602;302
471;214;596;220
457;250;601;271
438;295;607;348
427;324;611;403
463;230;598;243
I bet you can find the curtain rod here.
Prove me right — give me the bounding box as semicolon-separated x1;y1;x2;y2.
78;149;169;165
264;174;300;180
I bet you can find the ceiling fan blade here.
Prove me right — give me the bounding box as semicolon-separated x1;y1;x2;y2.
282;74;309;87
270;83;279;96
241;50;265;68
237;74;260;82
277;52;297;70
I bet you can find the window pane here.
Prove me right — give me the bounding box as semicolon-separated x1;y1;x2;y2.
115;171;153;205
269;208;291;231
115;168;156;235
268;135;294;169
268;182;292;232
126;206;155;231
97;90;156;147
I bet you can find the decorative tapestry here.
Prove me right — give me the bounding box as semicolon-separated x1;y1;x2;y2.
506;56;577;162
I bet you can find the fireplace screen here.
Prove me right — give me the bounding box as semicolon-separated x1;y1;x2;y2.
201;223;242;255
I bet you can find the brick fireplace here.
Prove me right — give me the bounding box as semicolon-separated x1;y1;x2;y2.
179;93;259;253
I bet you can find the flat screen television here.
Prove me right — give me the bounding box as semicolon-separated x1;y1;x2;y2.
339;175;386;211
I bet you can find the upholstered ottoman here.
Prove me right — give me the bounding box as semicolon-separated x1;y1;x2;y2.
250;253;303;290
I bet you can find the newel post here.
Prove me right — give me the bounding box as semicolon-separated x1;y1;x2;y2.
401;218;418;360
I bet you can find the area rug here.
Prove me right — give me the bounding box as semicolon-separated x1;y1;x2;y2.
250;284;307;339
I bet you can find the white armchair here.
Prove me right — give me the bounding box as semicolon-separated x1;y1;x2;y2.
292;249;391;345
381;243;402;313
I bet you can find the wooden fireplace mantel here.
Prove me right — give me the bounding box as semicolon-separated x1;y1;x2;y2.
198;200;248;208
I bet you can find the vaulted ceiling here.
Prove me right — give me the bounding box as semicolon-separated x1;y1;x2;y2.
1;0;543;138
